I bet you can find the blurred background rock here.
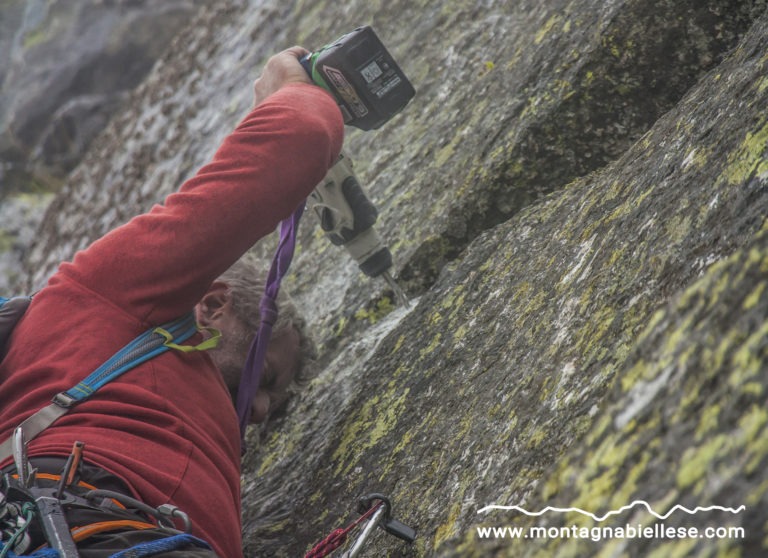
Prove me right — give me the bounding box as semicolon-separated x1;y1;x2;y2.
0;0;203;290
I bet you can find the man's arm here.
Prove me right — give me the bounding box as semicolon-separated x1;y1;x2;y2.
57;53;344;325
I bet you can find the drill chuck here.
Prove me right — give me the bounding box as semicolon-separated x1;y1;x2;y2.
344;228;393;277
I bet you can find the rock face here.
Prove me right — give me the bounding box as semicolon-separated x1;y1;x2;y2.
0;0;202;197
0;192;50;293
16;0;768;557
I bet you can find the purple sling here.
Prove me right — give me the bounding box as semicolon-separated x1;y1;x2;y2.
236;202;305;448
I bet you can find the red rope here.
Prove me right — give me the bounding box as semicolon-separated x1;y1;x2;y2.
304;502;383;558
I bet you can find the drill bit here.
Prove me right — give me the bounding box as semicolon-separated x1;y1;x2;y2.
382;271;410;308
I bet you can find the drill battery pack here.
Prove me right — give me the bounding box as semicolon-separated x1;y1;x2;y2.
302;26;415;130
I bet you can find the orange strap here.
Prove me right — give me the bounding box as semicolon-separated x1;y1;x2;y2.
11;472;127;509
15;467;159;549
34;519;157;553
14;453;160;551
71;519;156;542
14;472;97;490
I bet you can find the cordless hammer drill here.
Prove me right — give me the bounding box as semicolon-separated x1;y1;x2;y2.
301;26;414;306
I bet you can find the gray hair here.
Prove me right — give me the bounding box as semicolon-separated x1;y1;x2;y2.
217;254;318;390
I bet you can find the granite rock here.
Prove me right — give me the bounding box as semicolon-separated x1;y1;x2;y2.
12;1;768;556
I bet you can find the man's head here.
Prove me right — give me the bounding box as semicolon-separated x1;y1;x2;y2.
194;255;318;423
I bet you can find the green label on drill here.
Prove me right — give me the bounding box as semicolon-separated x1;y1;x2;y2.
322;65;369;118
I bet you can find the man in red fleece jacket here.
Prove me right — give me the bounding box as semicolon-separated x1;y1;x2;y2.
0;47;344;557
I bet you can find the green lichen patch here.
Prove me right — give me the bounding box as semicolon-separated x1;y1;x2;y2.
22;26;48;50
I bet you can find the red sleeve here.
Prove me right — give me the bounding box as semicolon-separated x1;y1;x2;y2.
58;83;344;324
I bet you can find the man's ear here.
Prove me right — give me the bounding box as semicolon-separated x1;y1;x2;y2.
195;281;231;325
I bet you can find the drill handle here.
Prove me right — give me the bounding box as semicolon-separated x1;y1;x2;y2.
308;152;378;245
308;151;393;277
338;173;379;236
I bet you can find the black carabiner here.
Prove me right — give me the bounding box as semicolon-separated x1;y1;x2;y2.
357;493;416;543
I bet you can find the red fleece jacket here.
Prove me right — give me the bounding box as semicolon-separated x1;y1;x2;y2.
0;83;343;558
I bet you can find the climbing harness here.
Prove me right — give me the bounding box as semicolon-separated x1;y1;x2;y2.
1;438;205;558
304;493;416;558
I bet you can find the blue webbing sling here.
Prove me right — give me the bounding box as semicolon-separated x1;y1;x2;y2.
0;310;208;462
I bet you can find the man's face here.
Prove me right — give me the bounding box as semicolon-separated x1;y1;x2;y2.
197;294;300;424
248;326;300;423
